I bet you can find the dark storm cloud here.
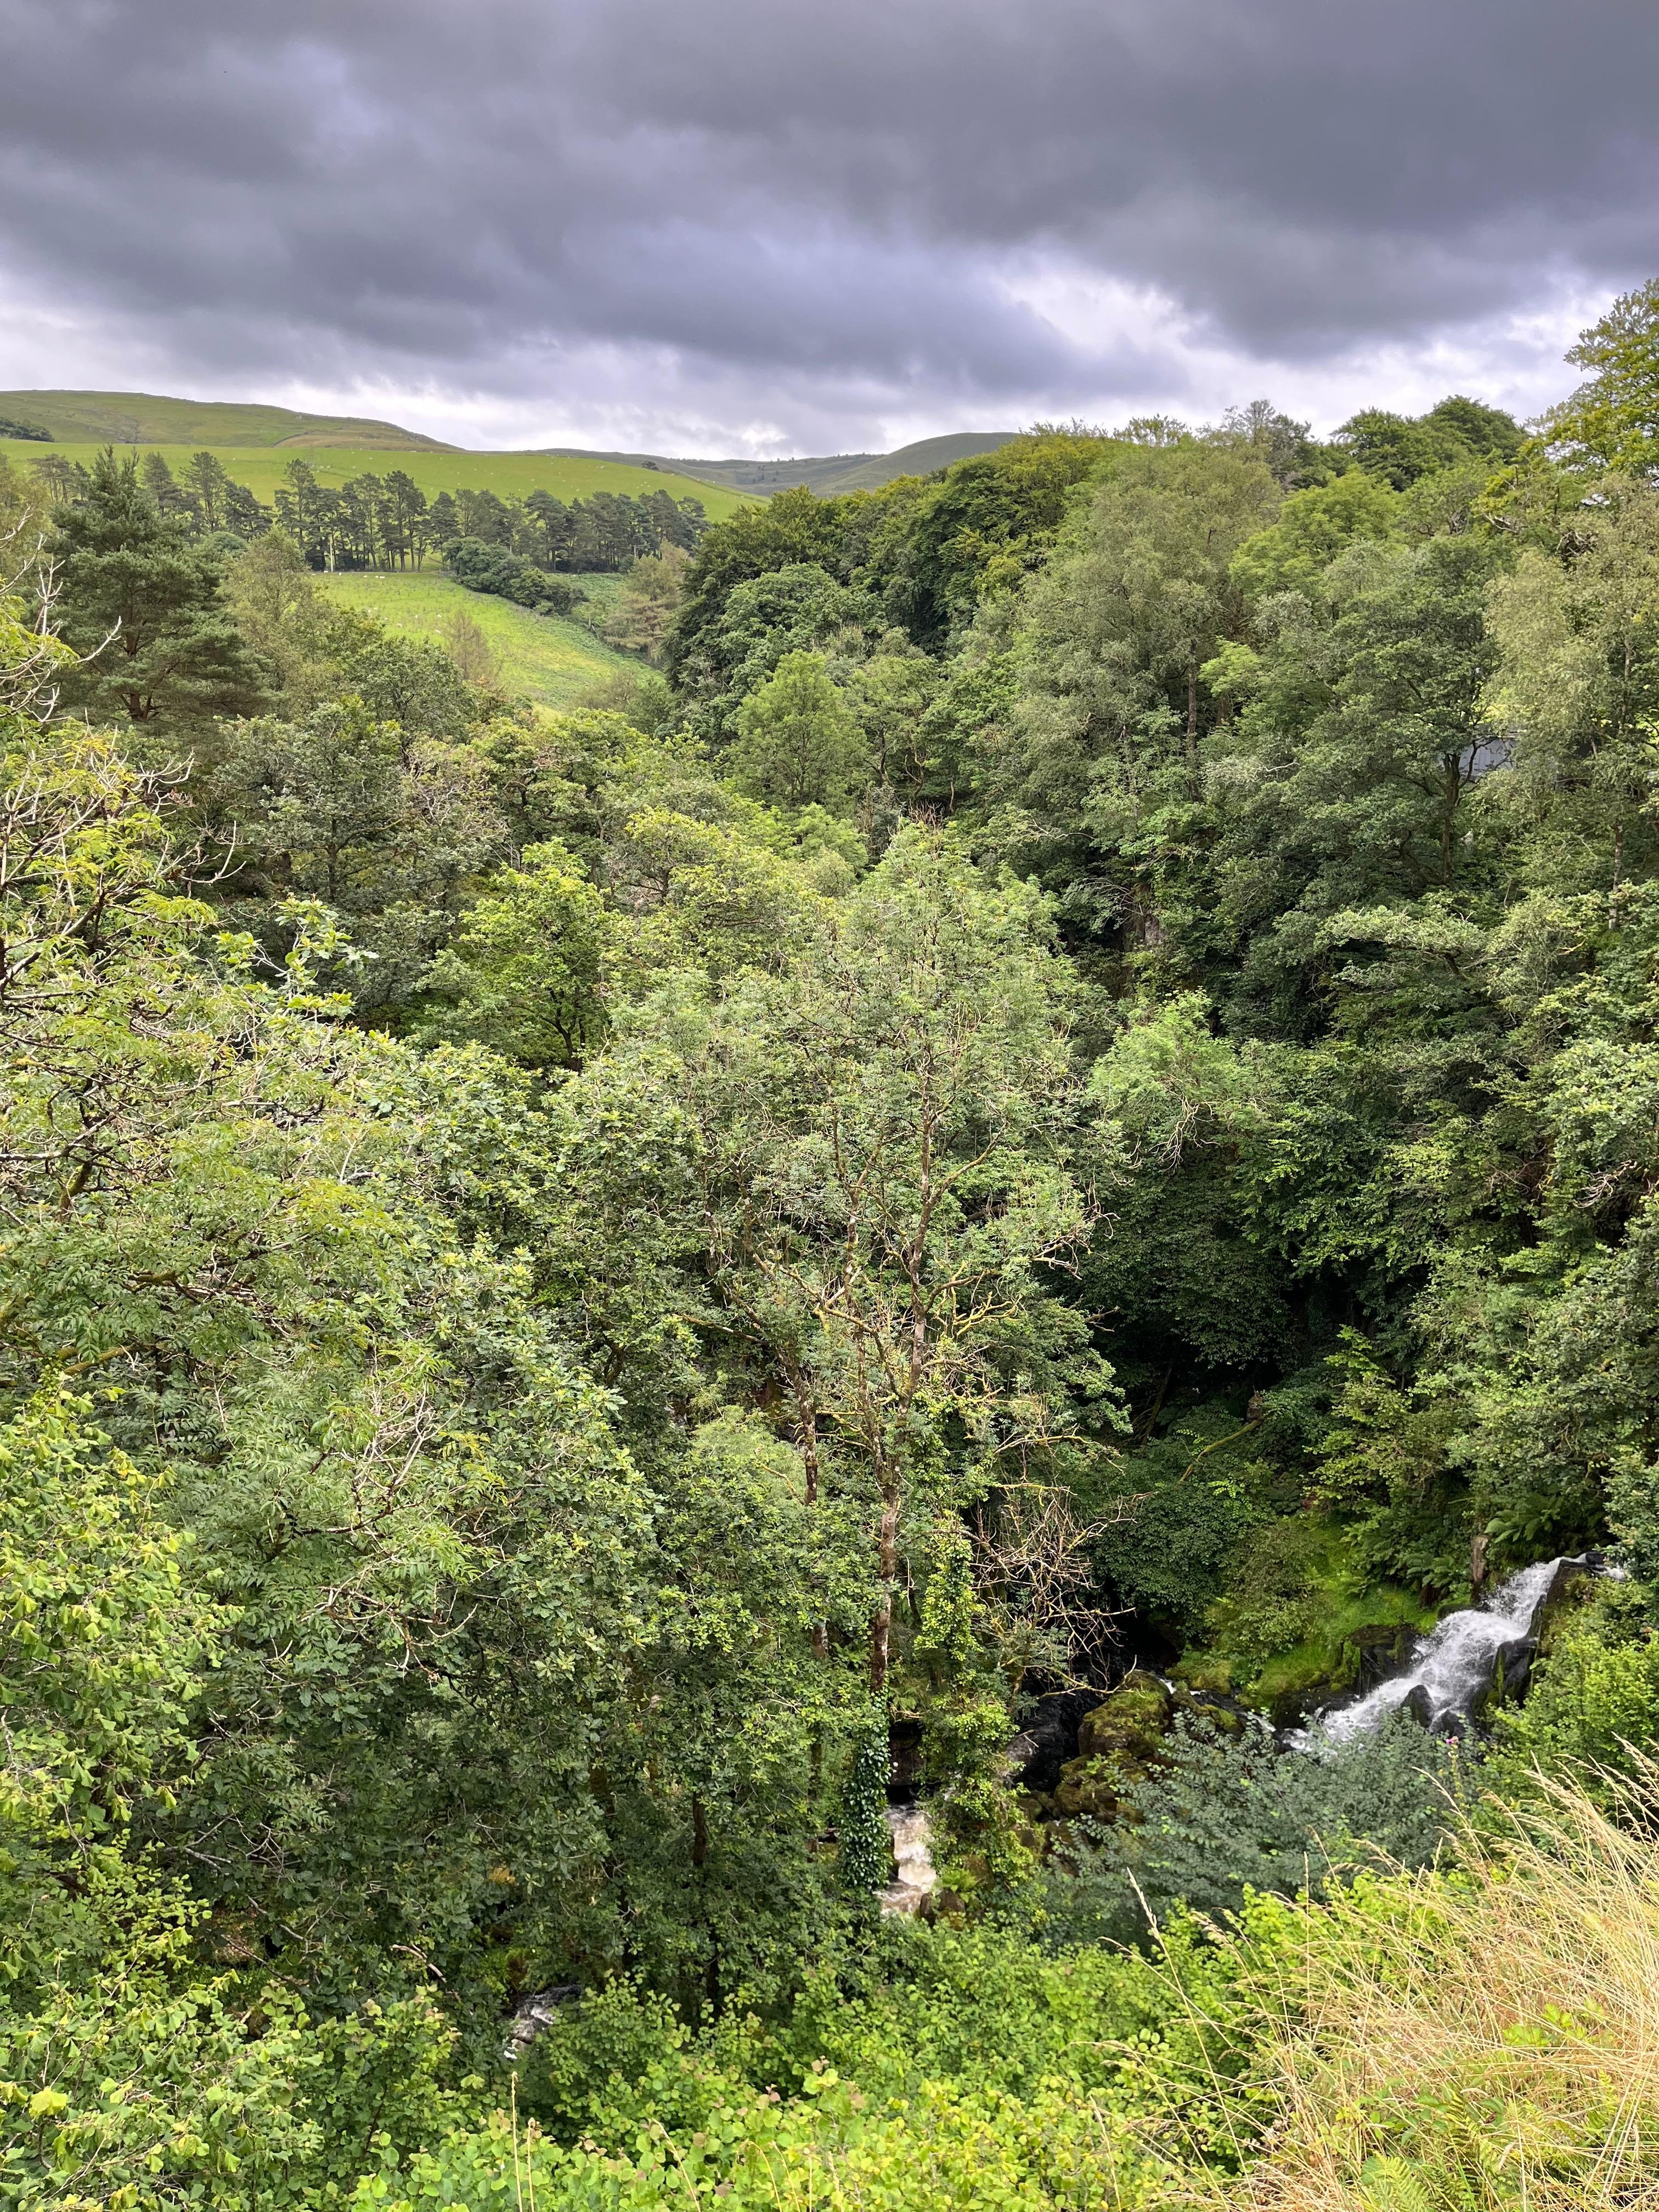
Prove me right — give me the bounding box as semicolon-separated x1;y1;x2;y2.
0;0;1654;434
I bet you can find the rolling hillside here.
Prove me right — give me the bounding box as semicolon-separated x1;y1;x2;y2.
316;570;634;708
538;430;1022;495
0;390;1017;509
0;433;757;518
0;390;455;449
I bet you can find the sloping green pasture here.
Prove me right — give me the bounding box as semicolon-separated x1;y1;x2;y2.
317;570;636;708
0;437;756;518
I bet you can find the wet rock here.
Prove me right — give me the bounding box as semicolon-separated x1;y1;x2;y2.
503;1983;581;2061
1052;1672;1177;1821
1002;1688;1105;1794
1076;1672;1175;1761
1350;1620;1418;1691
887;1717;925;1802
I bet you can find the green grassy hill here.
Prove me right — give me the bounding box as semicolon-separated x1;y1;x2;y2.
538;429;1022;495
317;569;634;709
799;432;1022;493
0;390;456;449
0;390;1007;506
0;432;756;520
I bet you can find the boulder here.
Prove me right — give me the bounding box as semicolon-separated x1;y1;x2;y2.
501;1982;581;2062
1052;1672;1177;1821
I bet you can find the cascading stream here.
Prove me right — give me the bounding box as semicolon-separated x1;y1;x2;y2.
1290;1556;1585;1751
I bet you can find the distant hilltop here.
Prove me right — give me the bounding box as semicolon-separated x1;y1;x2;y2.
0;394;1020;493
0;390;459;450
533;431;1021;495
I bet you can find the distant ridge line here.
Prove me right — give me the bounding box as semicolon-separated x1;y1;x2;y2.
0;390;458;451
531;431;1022;496
0;394;1022;495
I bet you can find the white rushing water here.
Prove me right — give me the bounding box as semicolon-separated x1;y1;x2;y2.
1291;1558;1571;1751
878;1804;938;1916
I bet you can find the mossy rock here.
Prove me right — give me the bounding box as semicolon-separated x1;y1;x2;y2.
1053;1672;1172;1820
1171;1652;1235;1697
1076;1672;1174;1762
1052;1672;1243;1819
1347;1618;1418;1686
1249;1641;1348;1725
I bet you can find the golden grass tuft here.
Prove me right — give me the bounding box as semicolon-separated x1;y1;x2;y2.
1222;1763;1659;2212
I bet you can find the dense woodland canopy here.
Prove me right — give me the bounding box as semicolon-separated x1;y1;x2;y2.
11;286;1659;2208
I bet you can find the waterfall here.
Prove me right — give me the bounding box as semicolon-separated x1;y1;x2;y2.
1290;1556;1589;1751
879;1804;937;1915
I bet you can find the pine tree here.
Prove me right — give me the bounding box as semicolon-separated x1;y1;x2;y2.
50;448;269;735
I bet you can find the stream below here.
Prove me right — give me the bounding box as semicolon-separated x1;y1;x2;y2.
1290;1555;1598;1751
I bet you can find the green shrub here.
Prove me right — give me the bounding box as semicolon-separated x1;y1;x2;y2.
1046;1713;1465;1945
1483;1579;1659;1802
359;1925;1254;2212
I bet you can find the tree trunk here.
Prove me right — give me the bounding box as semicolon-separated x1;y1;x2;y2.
868;1492;900;1692
1186;658;1199;765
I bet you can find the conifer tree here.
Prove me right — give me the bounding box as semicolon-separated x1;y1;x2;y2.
49;447;268;736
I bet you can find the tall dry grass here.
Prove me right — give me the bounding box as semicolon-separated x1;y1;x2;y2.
1218;1763;1659;2212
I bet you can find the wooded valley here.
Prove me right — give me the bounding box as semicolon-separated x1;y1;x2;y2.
9;284;1659;2209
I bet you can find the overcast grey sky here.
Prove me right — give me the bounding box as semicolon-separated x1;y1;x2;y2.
0;0;1652;454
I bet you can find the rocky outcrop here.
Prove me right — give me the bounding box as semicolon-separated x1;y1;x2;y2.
1047;1671;1243;1822
1001;1688;1109;1796
501;1982;580;2061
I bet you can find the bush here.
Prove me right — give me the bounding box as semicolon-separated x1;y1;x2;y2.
1483;1578;1659;1803
1046;1713;1465;1944
1224;1765;1659;2209
356;1925;1252;2212
444;537;584;614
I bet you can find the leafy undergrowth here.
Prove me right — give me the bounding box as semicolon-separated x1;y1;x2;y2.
352;1769;1659;2212
350;1927;1256;2211
1225;1767;1659;2211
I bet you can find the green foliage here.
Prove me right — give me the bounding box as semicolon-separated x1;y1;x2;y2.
422;839;612;1065
729;649;870;813
21;306;1659;2205
1;1974;464;2212
1546;278;1659;475
366;1924;1251;2212
0;1390;224;1999
1050;1713;1464;1944
878;428;1122;644
682;562;880;741
1330;396;1521;488
444;534;585;613
989;441;1278;917
1483;1580;1659;1800
1229;467;1398;601
49;448;269;735
665;490;847;691
212;696;507;1012
838;1712;894;1893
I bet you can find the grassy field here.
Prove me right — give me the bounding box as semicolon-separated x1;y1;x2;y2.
0;437;754;518
0;389;449;448
317;569;636;709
